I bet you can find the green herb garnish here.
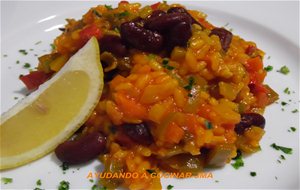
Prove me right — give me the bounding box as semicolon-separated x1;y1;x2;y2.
19;49;28;55
167;184;174;190
23;63;31;68
105;5;113;10
281;101;288;106
270;143;293;154
58;180;69;190
50;44;56;50
89;179;94;183
278;66;290;75
91;185;107;190
16;60;20;64
93;10;102;18
1;177;13;184
280;155;286;160
290;127;296;132
284;87;291;94
264;65;273;72
204;120;213;129
35;41;42;45
61;162;69;171
250;172;256;177
146;169;157;176
292;109;298;113
162;59;174;70
117;11;130;18
36;179;42;186
231;152;244;169
184;77;195;91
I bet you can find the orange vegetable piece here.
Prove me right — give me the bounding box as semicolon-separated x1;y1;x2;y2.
164;122;184;144
114;93;147;119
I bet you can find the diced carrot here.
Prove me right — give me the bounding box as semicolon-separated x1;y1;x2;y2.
185;114;199;135
245;56;263;72
110;75;127;89
114;93;147;119
255;92;269;108
164;122;184;144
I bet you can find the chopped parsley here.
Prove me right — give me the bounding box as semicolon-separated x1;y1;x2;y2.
146;169;157;176
1;177;13;184
23;63;31;68
36;179;42;186
278;66;290;75
250;172;256;177
162;59;174;70
184;77;195;91
264;65;273;72
105;5;113;10
35;41;42;45
167;184;174;190
281;101;288;106
117;11;130;18
93;10;102;18
215;180;219;183
280;155;286;160
61;162;69;171
50;44;56;50
89;179;94;183
284;87;291;94
270;143;293;154
231;151;244;169
19;49;28;55
290;127;296;132
204;120;213;129
58;180;70;190
91;185;107;190
292;109;298;113
277;159;281;163
16;60;20;64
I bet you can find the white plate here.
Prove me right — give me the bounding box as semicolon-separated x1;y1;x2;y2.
1;1;299;189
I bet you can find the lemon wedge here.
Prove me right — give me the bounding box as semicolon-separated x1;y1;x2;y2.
0;37;103;170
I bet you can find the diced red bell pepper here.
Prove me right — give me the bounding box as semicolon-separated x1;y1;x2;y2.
79;24;103;43
119;1;129;5
20;71;52;90
245;45;257;56
151;2;161;10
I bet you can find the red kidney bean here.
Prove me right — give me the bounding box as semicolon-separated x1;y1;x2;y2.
167;7;199;25
210;28;233;52
144;13;192;32
120;21;164;53
55;132;106;165
167;21;192;48
122;123;153;145
100;35;127;57
235;113;265;135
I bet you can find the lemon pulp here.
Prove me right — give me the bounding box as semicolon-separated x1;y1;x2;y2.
1;71;89;156
0;37;103;170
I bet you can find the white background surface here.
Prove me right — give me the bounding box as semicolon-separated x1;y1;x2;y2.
1;1;299;189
